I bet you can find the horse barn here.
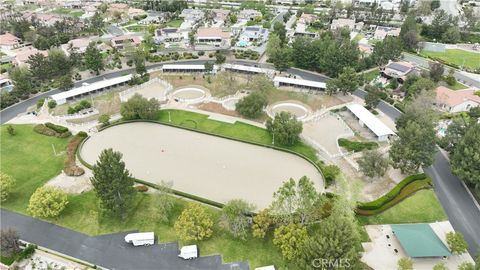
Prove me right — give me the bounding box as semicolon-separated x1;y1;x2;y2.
50;74;132;105
346;104;396;141
160;64;205;73
273;76;326;91
222;63;273;77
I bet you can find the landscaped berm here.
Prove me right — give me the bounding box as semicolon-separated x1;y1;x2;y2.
80;122;324;209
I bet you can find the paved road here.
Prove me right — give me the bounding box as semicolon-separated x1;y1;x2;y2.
0;209;248;270
403;53;480;88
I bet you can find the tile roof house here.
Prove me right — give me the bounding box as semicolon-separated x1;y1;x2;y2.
155;28;183;43
331;18;358;30
373;26;401;40
435;86;480;113
111;35;141;50
61;37;92;55
13;46;48;66
180;8;204;23
108;3;129;14
0;33;22;50
238;9;262;21
298;13;317;25
212;9;230;23
195;27;231;47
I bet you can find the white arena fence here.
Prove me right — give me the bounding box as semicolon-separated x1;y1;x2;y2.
119;78;173;102
53;109;99;121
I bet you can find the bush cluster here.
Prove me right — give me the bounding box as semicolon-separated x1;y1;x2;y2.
33;123;71;138
357;173;429;210
64;134;86;176
135;185;149;192
234;49;260;60
338;138;378;152
67;100;92;115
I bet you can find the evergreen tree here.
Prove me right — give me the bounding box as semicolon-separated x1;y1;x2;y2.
85;42;104;75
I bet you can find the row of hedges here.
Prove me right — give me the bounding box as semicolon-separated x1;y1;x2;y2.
64;132;88;176
1;244;37;266
338;138;378;152
356;173;431;213
33;123;71;138
67;100;92;115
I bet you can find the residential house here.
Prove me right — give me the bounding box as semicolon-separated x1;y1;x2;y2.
0;33;22;50
12;46;48;66
238;9;262;21
435;86;480;113
29;13;62;27
237;26;268;47
61;37;92;55
61;0;82;9
373;26;401;40
128;8;147;19
298;13;317;25
380;61;415;83
108;3;128;16
180;8;204;23
111;35;141;50
330;18;363;31
212;9;230;24
195;27;231;47
155;28;183;43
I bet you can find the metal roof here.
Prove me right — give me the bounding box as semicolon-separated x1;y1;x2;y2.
162;64;205;70
51;74;132;102
273;76;326;89
391;224;452;258
387;62;411;73
346;104;395;137
223;63;266;73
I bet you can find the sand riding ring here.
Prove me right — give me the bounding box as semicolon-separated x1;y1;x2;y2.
170;86;210;104
267;101;312;121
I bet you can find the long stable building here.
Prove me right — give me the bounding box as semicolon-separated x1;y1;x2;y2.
222;63;272;76
161;64;205;73
50;74;132;105
273;76;326;90
346;104;395;141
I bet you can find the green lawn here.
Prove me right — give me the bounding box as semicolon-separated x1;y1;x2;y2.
53;8;84;17
0;125;70;213
446;81;469;90
421;49;480;70
166;19;184;28
357;190;447;225
362;68;379;82
125;25;146;32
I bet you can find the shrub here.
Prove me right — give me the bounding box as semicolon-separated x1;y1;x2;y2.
27;187;68;218
320;164;340;186
15;244;36;262
98;114;110;127
77;131;88;138
37;98;45;109
135;185;149;192
0;172;15;202
47;100;57;109
357;173;428;210
338;138;378;152
198;51;205;56
174;203;213;241
7;125;15;136
235;91;267;119
33;124;57;137
45;122;69;134
64;135;86;176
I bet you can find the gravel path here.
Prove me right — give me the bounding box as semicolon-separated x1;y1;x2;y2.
80;122;323;209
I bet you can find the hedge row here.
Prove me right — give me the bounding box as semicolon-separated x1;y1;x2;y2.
45;122;69;134
33;124;71;138
338;138;378;152
357;173;430;211
64;132;88;176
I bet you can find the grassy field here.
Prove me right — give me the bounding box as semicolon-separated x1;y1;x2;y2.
362;68;380;82
0;125;70;213
166;19;183;28
446;81;469;90
421;49;480;70
125;25;146;32
53;8;84;17
357;190;447;225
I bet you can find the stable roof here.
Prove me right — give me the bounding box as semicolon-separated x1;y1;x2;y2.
346;104;395;137
162;64;205;70
51;74;132;102
391;224;452;258
273;76;326;89
223;63;266;73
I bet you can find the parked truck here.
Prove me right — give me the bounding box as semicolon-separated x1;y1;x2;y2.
124;232;155;246
178;245;198;260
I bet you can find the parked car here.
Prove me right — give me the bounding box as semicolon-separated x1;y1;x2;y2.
178;245;198;260
124;232;155;246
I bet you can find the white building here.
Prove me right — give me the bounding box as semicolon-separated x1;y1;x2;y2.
161;64;205;73
273;76;326;90
346;104;396;141
435;86;480;113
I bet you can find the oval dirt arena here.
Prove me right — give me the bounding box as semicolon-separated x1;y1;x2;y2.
80;122;324;209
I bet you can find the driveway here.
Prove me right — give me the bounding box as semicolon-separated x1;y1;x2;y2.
0;209;248;270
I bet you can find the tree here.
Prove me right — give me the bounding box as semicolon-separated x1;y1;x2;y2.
222;199;255;239
451;123;480;189
235;91;268;119
270;176;318;224
273;223;308;261
155;181;174;223
0;172;15;202
48;100;57;109
372;37;403;65
446;232;468;254
442;26;461;44
364;85;382;109
273;21;287;45
204;62;214;73
430;0;441;10
6;125;15;136
133;50;146;75
0;229;20;257
266;112;303;146
98;114;110;127
57;74;74;91
429;62;444;82
174;203;214;241
390;120;437;174
85;42;103;75
433;263;448;270
252;208;273;238
457;262;475;270
266;33;281;59
439;116;469;153
397;257;413;270
336;67;359;95
215;51;226;64
296;210;362;269
405;77;436;98
27;187;68;218
89;12;104;34
120;93;160;120
358;149;389;179
402;30;420;51
270;47;291;72
90;148;135;218
9;66;34;96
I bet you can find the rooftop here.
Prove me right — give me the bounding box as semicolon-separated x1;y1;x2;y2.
0;33;21;46
391;224;452;258
273;76;326;89
436;86;480;107
346;104;395;137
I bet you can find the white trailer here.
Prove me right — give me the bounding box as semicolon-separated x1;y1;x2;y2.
178;245;198;260
124;232;155;246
